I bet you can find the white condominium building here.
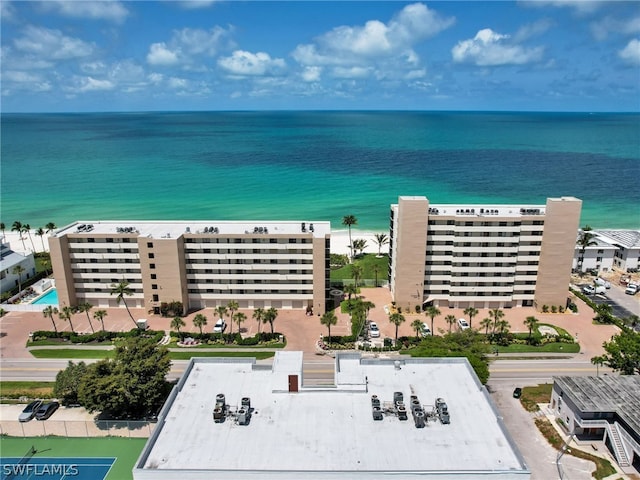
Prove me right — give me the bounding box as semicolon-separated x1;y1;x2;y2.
49;221;330;314
389;196;582;311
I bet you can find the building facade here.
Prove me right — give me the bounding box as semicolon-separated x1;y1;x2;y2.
551;376;640;472
573;230;640;274
389;196;582;311
0;239;36;295
49;221;330;314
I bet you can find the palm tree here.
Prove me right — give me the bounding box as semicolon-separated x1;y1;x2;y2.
424;306;441;336
35;228;46;252
215;305;228;325
594;303;614;324
479;317;492;337
59;306;75;334
591;355;606;376
0;222;5;238
463;307;479;329
350;264;363;288
171;316;186;334
342;215;358;260
497;319;510;336
11;221;26;250
234;311;247;334
352;238;367;257
43;306;59;335
252;308;265;335
524;316;539;344
93;309;108;331
445;314;457;333
389;312;405;342
320;311;338;343
264;307;278;334
372;264;382;287
22;224;36;253
45;222;56;234
411;318;423;337
373;233;389;257
193;313;208;335
109;280;138;328
343;283;357;302
489;308;504;335
576;225;598;274
11;265;25;292
77;302;95;333
226;300;239;334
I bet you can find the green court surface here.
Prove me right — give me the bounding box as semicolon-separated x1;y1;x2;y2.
0;437;146;480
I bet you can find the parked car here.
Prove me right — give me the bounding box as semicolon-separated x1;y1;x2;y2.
513;387;522;399
35;401;60;421
625;284;639;295
18;400;43;422
213;318;226;333
582;285;595;295
457;318;470;330
594;278;611;289
369;322;380;338
421;322;431;337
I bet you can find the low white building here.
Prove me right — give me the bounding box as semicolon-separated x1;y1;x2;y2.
574;230;640;274
134;352;529;479
0;239;36;295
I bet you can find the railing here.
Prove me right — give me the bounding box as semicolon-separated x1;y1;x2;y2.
0;420;155;438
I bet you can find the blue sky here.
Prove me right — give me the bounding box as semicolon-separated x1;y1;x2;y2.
1;1;639;112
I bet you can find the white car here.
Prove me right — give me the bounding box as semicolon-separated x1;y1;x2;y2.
582;285;595;295
457;318;470;330
421;322;432;336
626;284;638;295
213;318;226;333
369;322;380;338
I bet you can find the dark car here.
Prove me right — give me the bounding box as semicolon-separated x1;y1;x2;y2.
35;401;60;421
513;387;523;399
18;400;43;422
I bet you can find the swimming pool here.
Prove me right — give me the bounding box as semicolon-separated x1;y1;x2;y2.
32;288;59;305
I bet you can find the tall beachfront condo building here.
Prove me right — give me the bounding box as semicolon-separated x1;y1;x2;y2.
49;221;330;314
389;196;582;311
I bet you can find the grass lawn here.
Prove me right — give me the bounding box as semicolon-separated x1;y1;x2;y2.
519;384;553;412
330;253;388;283
495;342;580;354
0;381;55;399
0;436;146;480
30;349;275;360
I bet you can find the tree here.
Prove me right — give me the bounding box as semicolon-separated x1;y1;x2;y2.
350;264;363;288
489;308;504;335
411;318;423;337
193;313;207;335
215;305;228;328
78;337;172;418
109;280;138;328
45;222;56;234
342;215;358;260
598;328;640;375
464;307;479;329
58;306;75;334
373;233;389;257
11;221;26;250
372;264;382;287
524;316;539;344
0;222;5;238
591;355;606;376
576;225;598;273
320;311;338;343
253;308;265;335
171;316;186;334
594;303;614;324
77;302;95;333
11;265;25;292
352;238;367;257
54;361;89;406
479;317;492;337
389;312;405;342
264;307;278;334
22;223;36;253
233;311;247;333
35;227;46;252
227;300;239;334
424;306;441;336
43;306;59;335
445;314;457;333
93;309;108;331
343;283;357;302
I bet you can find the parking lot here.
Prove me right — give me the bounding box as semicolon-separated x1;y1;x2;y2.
576;281;640;326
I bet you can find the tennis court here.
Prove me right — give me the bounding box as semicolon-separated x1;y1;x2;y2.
0;437;146;480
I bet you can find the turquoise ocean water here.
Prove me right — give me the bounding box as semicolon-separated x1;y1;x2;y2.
1;111;639;231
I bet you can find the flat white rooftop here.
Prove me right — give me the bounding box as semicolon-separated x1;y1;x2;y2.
135;352;528;479
53;220;330;240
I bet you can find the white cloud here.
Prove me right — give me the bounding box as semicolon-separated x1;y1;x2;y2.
301;66;322;82
514;18;554;42
591;15;640;41
14;25;94;60
452;28;544;66
147;42;180;66
521;1;604;15
1;2;17;21
332;66;371;79
218;50;286;76
148;73;164;84
77;76;115;92
168;77;188;89
618;38;640;66
39;1;129;23
292;2;454;71
176;0;218;9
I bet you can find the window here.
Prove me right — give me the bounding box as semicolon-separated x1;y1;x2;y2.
152;294;159;302
148;253;155;259
150;263;156;269
152;284;158;290
151;274;157;279
147;242;153;248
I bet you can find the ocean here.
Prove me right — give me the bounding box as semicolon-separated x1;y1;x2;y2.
1;111;639;231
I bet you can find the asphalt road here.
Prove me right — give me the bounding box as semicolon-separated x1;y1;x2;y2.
577;282;640;320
